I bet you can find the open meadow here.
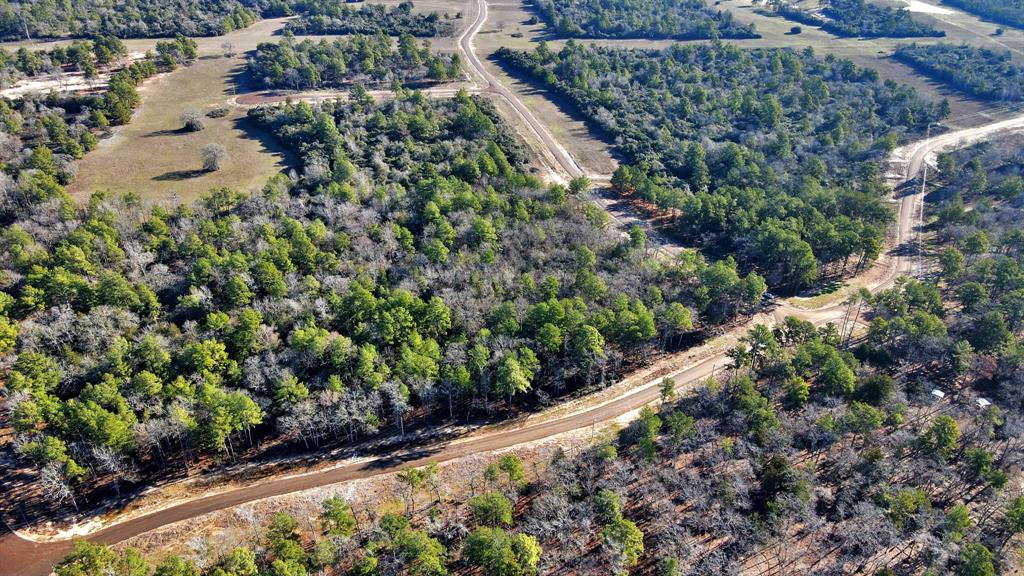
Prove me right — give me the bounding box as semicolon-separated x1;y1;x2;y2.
5;1;471;204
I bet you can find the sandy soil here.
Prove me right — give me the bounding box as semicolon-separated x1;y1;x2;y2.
0;52;147;99
901;0;955;14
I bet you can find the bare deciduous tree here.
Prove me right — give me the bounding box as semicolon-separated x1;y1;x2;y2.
39;463;77;511
180;108;205;132
202;143;227;171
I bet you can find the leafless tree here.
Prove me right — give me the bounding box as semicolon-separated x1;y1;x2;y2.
202;143;228;171
39;463;77;512
92;445;140;497
180;108;205;132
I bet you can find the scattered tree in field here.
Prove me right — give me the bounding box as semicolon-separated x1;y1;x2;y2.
202;143;227;171
180;108;205;132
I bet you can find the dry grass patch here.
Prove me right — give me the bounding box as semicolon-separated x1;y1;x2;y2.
68;56;292;204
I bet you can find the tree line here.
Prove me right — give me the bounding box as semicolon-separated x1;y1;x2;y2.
940;0;1024;29
894;43;1024;102
1;88;765;520
496;41;949;290
0;0;258;40
0;35;127;84
248;33;462;90
284;1;457;37
533;0;759;40
772;0;945;38
0;0;462;42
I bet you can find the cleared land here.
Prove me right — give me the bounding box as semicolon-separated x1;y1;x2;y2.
7;1;472;203
67;55;293;204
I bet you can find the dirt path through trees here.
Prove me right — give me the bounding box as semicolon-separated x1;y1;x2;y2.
5;2;1024;573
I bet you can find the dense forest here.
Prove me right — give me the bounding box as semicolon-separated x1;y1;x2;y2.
51;287;1024;574
496;42;949;290
50;138;1024;574
927;138;1024;399
941;0;1024;29
0;0;258;40
533;0;758;40
284;1;457;37
1;89;766;518
248;34;462;90
773;0;945;38
894;43;1024;102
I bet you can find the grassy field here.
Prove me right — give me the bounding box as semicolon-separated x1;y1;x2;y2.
22;0;474;205
67;55;294;204
6;0;1024;203
11;18;301;204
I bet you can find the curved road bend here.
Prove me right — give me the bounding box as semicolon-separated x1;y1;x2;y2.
6;1;1024;571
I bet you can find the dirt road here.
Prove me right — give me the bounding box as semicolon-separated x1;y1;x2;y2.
4;2;1024;572
458;0;592;181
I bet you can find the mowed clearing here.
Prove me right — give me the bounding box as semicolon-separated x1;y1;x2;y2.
67;54;293;204
9;1;472;205
13;18;303;203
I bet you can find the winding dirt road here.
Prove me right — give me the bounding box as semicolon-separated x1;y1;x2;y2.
4;0;1024;572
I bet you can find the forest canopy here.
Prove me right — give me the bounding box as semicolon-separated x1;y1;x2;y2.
496;42;948;289
1;89;765;517
773;0;945;38
533;0;758;40
283;1;457;37
894;43;1024;102
248;33;463;90
0;0;258;40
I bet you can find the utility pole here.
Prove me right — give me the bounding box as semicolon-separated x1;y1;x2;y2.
917;122;938;278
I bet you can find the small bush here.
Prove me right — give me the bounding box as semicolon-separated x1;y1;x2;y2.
180;108;205;132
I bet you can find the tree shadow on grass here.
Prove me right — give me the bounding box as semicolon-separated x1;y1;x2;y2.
153;168;207;181
231;115;298;168
144;127;190;138
225;58;263;98
489;52;626;164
